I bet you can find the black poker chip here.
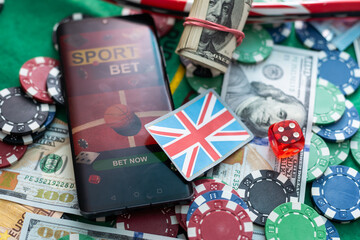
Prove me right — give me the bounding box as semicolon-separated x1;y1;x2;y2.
0;87;49;136
46;66;64;105
52;13;90;51
237;170;298;226
0;105;55;145
0;130;46;146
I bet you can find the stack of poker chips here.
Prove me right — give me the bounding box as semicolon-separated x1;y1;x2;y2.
295;20;360;182
0;56;63;169
173;171;299;240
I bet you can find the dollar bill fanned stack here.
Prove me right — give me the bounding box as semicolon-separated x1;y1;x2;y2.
176;0;252;73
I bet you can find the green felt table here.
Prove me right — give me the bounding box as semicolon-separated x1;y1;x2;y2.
0;0;360;239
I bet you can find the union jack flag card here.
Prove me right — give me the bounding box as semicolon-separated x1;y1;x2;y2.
145;89;254;181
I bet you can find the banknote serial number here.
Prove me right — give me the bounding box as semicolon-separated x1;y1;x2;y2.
24;175;75;189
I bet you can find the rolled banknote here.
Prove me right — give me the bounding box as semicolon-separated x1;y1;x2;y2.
176;0;252;73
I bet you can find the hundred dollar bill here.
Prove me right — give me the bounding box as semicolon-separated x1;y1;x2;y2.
176;0;252;73
0;119;80;215
207;45;318;239
20;213;177;240
0;199;62;240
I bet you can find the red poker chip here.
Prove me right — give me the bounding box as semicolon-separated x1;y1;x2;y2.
175;205;187;230
187;199;253;240
180;204;189;230
148;12;176;37
116;206;179;237
19;57;59;104
177;177;226;229
0;141;27;168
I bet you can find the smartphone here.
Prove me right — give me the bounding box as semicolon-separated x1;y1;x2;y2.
57;14;193;218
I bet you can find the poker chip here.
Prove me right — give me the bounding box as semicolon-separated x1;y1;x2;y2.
186;190;248;226
0;141;27;169
187;199;253;240
0;105;55;145
350;130;360;165
186;75;223;95
307;133;330;182
19;57;59;103
182;178;236;228
0;87;49;136
327;140;350;166
57;234;95;240
175;205;186;230
313;100;360;143
0;128;45;146
180;204;189;230
265;202;326;240
313;78;346;125
237;170;298;226
312;165;360;222
263;22;292;43
180;56;221;78
233;24;273;64
116;206;179;237
46;66;64;105
52;13;90;51
149;12;176;37
294;21;336;51
320;216;341;240
41;104;56;128
318;50;360;96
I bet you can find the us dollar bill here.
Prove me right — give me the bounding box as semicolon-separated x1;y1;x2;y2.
176;0;252;73
0;199;62;240
207;45;318;239
20;213;177;240
0;119;80;215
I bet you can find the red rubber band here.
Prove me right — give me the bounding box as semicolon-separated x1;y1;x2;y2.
183;17;245;46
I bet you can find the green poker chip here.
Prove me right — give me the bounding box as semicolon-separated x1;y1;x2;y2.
233;24;273;64
351;130;360;165
313;78;346;125
265;202;326;240
58;234;95;240
186;74;223;95
307;133;330;182
326;139;350;166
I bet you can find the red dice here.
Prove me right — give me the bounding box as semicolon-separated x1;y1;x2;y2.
268;120;305;158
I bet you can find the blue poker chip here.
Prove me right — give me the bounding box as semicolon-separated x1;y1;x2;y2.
320;216;340;240
264;22;292;43
42;104;56;128
295;21;336;51
313;100;360;143
186;190;248;226
311;165;360;222
318;50;360;96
